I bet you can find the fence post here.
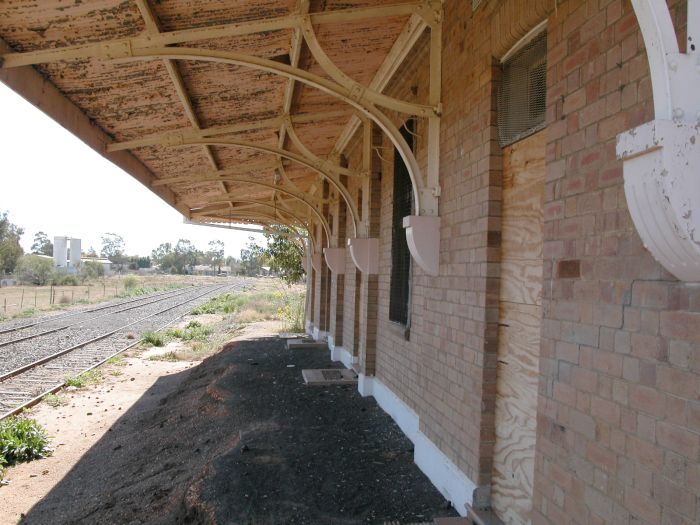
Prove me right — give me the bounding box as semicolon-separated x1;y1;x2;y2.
71;290;74;304
34;289;37;308
20;288;24;310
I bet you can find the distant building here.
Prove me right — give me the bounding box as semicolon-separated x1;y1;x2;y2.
53;236;81;273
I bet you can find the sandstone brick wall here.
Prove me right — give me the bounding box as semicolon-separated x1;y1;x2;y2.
533;1;699;524
325;0;699;522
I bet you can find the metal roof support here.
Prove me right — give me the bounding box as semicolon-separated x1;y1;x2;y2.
0;2;425;68
167;137;361;238
616;0;700;281
188;181;331;239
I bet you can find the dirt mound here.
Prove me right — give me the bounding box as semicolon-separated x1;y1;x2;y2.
21;337;456;524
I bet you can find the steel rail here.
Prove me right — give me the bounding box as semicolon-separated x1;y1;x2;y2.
0;283;234;419
0;286;196;348
0;286;189;336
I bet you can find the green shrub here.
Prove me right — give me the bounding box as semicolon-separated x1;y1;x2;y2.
51;270;79;286
123;275;139;290
15;255;53;285
279;291;305;332
64;369;102;388
141;331;166;347
0;415;52;472
191;293;245;315
165;323;212;342
42;393;69;407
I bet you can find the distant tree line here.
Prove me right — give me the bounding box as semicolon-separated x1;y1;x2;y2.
0;210;305;285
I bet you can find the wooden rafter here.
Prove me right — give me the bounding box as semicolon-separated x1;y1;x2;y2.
134;0;226;195
1;2;425;68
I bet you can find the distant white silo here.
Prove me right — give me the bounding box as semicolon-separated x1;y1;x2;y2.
54;236;68;268
69;238;81;268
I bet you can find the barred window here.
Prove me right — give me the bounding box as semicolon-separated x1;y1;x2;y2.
389;119;416;326
498;30;547;147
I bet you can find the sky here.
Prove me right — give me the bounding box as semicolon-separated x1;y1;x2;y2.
0;82;264;260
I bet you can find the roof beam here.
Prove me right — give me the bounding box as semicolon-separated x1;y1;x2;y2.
107;109;349;152
151;161;281;187
1;2;423;68
0;36;190;219
134;0;225;193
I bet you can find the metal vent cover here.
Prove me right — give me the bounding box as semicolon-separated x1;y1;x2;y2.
498;30;547;147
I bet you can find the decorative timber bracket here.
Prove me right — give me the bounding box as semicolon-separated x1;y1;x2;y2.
617;0;700;281
323;247;346;275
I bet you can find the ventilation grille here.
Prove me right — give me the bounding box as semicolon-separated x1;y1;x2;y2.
389;120;415;326
498;31;547;147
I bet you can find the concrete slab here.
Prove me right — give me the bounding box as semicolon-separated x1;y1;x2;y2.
302;368;358;385
287;340;327;350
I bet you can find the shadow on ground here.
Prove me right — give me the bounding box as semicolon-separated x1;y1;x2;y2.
21;336;457;524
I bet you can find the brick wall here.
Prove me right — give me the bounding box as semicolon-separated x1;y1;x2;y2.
329;0;699;522
533;1;700;524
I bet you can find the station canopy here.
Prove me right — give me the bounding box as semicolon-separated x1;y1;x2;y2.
0;0;434;239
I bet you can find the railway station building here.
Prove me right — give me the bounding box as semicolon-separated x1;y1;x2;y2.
1;1;699;523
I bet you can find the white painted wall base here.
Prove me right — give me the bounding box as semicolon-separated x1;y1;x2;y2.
357;374;476;517
305;320;314;337
327;338;356;369
312;328;329;342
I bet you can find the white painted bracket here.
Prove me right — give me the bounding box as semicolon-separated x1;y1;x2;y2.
617;120;700;281
616;0;700;281
403;215;440;276
323;247;346;275
347;238;379;274
310;251;322;273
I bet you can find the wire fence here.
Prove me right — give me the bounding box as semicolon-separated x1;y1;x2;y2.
0;275;235;319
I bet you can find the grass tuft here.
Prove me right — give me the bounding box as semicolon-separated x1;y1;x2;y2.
42;393;69;407
64;369;103;388
141;331;166;347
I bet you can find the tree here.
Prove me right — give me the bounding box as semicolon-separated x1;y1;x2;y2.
85;246;98;257
31;231;53;256
0;211;24;275
16;255;53;285
263;226;306;285
79;260;104;282
239;237;267;276
206;240;225;273
174;239;200;274
101;233;126;272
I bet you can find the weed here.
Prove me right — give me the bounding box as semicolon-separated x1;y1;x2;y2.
147;351;179;362
42;393;69;407
13;308;36;319
278;291;305;332
141;331;166;347
186;320;201;329
191;293;246;315
0;414;52;480
58;295;71;305
106;356;127;366
64;369;103;388
165;324;212;342
109;370;123;377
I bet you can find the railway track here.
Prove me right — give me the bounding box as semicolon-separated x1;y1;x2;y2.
0;282;240;419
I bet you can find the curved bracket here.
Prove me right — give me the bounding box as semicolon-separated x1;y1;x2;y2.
121;48;429;217
323;247;346;275
284;118;362;179
300;18;434;117
403;215;440;276
615;1;700;281
310;250;323;273
172;137;361;237
188;176;331;240
347;238;379;274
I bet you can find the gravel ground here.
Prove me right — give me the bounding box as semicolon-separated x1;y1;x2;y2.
18;335;459;524
0;283;241;376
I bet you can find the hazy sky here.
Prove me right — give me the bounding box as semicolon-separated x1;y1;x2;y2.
0;82;264;259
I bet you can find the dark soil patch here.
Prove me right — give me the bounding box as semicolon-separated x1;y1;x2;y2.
21;336;457;524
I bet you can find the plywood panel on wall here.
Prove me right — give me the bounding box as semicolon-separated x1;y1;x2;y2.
492;131;545;525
